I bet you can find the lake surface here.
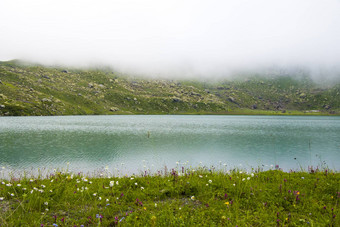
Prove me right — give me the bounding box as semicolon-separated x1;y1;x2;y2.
0;115;339;178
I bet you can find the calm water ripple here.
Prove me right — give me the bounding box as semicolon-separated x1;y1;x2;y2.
0;115;339;178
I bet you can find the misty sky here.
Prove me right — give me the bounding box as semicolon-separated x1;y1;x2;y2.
1;0;340;78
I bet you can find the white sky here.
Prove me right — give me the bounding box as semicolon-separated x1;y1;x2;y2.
1;0;340;78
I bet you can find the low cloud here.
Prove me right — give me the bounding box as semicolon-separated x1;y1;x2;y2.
1;0;340;79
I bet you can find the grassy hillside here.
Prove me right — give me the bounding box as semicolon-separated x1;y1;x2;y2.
0;60;339;116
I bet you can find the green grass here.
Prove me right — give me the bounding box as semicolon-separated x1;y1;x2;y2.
1;60;340;116
0;167;339;226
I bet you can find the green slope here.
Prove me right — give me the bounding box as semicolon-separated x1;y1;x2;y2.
0;60;339;116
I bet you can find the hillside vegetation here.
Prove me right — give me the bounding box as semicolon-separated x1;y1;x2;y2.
0;60;339;116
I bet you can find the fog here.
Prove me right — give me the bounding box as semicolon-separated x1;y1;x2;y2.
1;0;340;79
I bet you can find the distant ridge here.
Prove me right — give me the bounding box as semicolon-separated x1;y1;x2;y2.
0;60;339;116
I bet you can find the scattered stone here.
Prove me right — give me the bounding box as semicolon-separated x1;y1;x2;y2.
228;97;237;104
0;105;5;109
110;107;119;112
98;84;105;88
252;104;257;109
41;98;52;102
281;110;286;113
323;104;331;110
300;93;306;98
78;93;82;96
61;70;68;73
42;75;50;79
88;83;94;88
172;98;181;103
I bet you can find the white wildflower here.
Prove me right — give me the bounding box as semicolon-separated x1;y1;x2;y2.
6;183;12;187
109;181;114;187
242;178;245;181
155;203;157;207
44;202;48;205
191;196;195;200
10;193;14;196
208;180;212;184
141;187;144;190
116;181;119;185
93;193;97;196
30;179;34;182
106;198;109;202
17;184;21;187
135;182;138;185
247;177;251;180
98;197;102;200
0;197;4;201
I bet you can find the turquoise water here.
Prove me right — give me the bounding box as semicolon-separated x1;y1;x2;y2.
0;115;339;177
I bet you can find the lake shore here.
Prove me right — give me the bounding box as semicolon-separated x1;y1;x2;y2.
1;168;339;226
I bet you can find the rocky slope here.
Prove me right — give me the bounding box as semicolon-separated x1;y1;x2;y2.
0;60;339;116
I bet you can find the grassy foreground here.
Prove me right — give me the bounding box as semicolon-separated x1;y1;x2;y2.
0;168;339;226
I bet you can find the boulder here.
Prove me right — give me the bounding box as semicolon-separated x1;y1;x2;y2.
172;98;182;103
41;98;52;102
0;105;5;109
110;107;119;112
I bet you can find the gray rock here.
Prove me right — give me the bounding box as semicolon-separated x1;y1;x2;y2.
110;107;119;112
88;83;94;88
41;98;52;102
42;75;50;79
228;97;237;104
252;104;257;109
0;105;5;109
172;98;181;103
61;70;68;73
